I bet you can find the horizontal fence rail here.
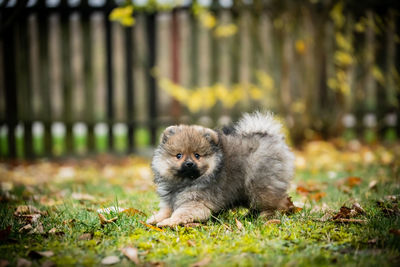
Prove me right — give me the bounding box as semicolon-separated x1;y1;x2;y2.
0;0;399;159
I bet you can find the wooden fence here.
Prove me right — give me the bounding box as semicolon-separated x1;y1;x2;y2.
0;0;399;159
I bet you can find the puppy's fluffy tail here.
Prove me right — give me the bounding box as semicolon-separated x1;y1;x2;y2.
234;111;284;138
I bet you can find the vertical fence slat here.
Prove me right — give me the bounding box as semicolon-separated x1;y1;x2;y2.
170;9;181;122
82;3;95;153
60;3;73;155
2;11;18;158
37;1;52;156
125;25;134;152
146;13;157;145
17;15;34;158
105;5;114;151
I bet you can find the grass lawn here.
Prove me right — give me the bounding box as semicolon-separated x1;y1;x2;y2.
0;141;399;266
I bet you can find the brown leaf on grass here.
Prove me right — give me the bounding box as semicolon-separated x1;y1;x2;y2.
14;205;45;216
78;233;92;241
265;219;281;225
16;258;31;267
389;229;400;236
296;186;311;195
101;255;120;265
332;206;352;220
0;225;11;241
346;176;362;187
20;214;41;224
187;240;196;247
280;196;302;214
139;221;164;232
190;257;211;267
28;251;54;259
235;218;244;230
329;203;366;223
121;246;139;265
336;177;362;192
98;213;118;225
310;192;326;202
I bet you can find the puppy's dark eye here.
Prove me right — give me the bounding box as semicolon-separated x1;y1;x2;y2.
176;153;182;159
194;153;200;159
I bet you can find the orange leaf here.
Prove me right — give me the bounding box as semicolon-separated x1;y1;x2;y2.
345;176;362;188
280;196;303;214
139;221;164;232
296;186;310;195
310;192;326;201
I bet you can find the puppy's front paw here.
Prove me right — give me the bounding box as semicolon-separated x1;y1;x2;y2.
156;218;180;227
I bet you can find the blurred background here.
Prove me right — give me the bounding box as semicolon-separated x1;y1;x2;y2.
0;0;399;159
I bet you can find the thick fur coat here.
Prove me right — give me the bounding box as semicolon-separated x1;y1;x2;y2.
147;112;295;227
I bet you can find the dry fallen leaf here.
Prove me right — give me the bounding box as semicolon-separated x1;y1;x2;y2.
296;186;311;195
190;257;211;267
280;196;302;214
332;206;352;220
139;221;164;232
346;176;362;187
14;205;44;216
235;218;244;231
101;255;120;265
0;260;9;267
310;192;326;202
265;219;281;225
121;246;139;265
98;213;118;225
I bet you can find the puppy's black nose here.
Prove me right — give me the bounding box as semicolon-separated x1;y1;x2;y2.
185;161;194;168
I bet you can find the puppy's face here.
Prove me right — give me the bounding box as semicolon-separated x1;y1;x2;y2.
153;125;221;180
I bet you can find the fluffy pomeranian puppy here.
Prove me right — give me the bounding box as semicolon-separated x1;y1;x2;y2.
147;112;295;227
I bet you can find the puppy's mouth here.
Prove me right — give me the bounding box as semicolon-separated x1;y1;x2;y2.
177;166;201;179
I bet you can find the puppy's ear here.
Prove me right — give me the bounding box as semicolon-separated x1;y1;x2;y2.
204;129;219;145
160;126;177;144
